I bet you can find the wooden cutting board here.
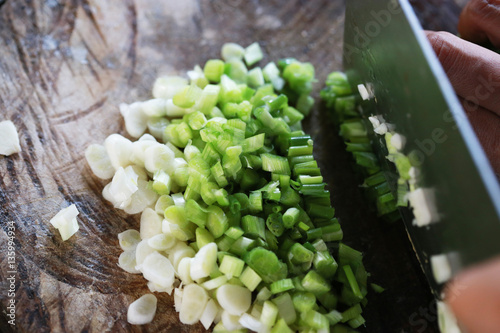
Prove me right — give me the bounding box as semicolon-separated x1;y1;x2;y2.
0;0;462;332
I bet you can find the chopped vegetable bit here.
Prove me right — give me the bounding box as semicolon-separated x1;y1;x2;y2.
49;204;80;241
127;294;157;325
0;120;21;156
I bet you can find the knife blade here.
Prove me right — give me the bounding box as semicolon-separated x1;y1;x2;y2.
343;0;500;295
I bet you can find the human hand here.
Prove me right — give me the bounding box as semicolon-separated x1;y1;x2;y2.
444;257;500;333
425;2;500;332
424;0;500;177
458;0;500;49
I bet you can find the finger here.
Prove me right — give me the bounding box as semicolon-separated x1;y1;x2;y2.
459;96;500;177
458;0;500;48
425;31;500;117
445;256;500;333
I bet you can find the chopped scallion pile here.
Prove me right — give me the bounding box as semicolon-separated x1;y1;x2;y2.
321;71;401;222
86;43;371;332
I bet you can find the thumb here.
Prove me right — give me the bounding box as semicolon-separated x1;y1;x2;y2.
445;256;500;333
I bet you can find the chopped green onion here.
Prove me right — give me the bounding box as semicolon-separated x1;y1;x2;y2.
283;207;300;228
204;59;225;83
348;314;366;329
340;303;362;323
221;43;245;61
370;283;385;293
292;291;316;313
229;237;255;258
173;84;202;109
201;275;228;290
244;42;263;66
314;250;338;279
216;235;236;252
239;266;262;292
224;59;248;84
343;265;363;299
339;243;363;267
289;154;314;168
196;227;214;249
164;206;196;241
261;153;291;175
353;152;380;170
206;205;228;238
325;310;343;326
211;161;229;188
186;111;207;130
263;62;285;91
241;215;266;239
298;221;311;232
302;310;329;330
242;133;265;153
248;191;263;212
318;291;338;310
260;300;279;328
321;223;343;242
270;318;293;333
280;187;301;206
219;255;245;278
152;170;172;195
256;286;273;302
270;278;295;294
244;247;287;283
272;293;297;325
185;199;208;228
298;175;323;185
311;239;328;252
247;67;265;88
200;182;218;206
197;84;221;115
345;142;371;152
266;213;284;237
289;243;314;264
225;226;244;239
301;270;331;295
288;145;313;157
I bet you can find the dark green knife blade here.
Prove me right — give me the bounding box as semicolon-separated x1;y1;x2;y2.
343;0;500;295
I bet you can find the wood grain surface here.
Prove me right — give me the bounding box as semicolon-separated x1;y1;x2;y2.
0;0;462;332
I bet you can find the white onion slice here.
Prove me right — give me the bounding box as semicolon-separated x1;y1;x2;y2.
216;284;251;316
49;204;80;241
200;299;219;330
85;144;114;179
221;310;243;331
179;284;209;325
140;208;163;240
104;134;133;170
0;120;21;156
190;242;217;280
120;102;148;138
140;98;167;117
118;250;140;274
141;252;175;289
118;229;141;251
127;294;157;325
152;76;188;99
144;144;175;174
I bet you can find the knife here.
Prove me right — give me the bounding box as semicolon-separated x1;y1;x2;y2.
343;0;500;295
